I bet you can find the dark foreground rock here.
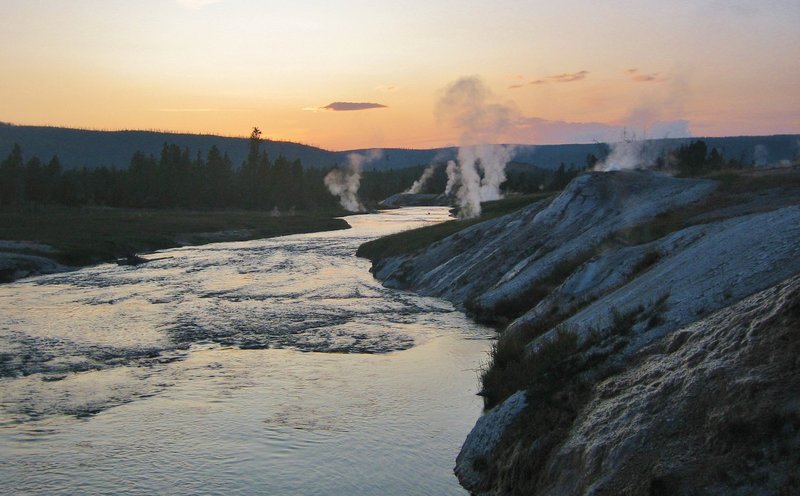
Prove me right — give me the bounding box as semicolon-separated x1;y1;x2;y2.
456;273;800;495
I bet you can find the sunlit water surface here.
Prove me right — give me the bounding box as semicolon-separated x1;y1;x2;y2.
0;207;492;495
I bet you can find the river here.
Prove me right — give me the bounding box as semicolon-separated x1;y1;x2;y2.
0;207;492;495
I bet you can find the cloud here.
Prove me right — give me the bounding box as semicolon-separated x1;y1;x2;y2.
625;68;667;83
508;71;588;89
321;102;388;111
375;85;399;92
548;70;589;83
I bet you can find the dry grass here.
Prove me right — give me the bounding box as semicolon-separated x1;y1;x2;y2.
0;205;348;265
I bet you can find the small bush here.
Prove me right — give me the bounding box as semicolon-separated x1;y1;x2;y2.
610;306;641;335
480;326;578;409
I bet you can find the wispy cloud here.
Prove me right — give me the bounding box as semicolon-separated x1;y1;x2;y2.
375;85;399;92
509;71;588;89
548;70;589;83
320;102;388;111
625;68;667;83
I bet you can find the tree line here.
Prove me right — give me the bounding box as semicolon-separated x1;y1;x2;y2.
2;130;749;210
0;128;432;210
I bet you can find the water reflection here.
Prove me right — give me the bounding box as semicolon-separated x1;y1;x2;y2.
1;207;491;495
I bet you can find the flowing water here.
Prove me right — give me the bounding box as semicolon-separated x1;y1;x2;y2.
0;207;492;495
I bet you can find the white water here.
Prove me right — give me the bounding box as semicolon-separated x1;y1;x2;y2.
0;207;492;495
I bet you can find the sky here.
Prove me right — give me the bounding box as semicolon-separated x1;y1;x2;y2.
1;0;798;150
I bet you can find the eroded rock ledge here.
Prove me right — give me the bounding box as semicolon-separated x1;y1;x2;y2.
459;273;800;495
368;169;800;495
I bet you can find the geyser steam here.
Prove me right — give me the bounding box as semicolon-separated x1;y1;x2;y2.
594;133;648;172
437;76;516;218
324;149;381;212
405;164;438;194
594;131;666;172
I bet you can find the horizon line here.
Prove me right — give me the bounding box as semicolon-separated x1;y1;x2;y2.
2;120;799;153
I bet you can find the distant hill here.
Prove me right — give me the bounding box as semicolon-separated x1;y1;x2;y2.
1;122;797;171
0;122;340;170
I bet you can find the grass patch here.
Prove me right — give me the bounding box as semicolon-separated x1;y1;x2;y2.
479;292;670;409
356;193;552;261
480;326;579;409
475;293;672;494
709;167;800;194
0;205;349;266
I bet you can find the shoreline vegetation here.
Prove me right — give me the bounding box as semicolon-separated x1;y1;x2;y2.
0;205;350;282
356;192;554;261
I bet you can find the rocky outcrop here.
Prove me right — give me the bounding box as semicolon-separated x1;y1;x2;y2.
374;171;717;322
367;168;800;494
458;273;800;495
512;205;800;347
455;390;528;491
548;273;799;495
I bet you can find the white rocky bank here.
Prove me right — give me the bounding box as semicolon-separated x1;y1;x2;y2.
370;170;800;494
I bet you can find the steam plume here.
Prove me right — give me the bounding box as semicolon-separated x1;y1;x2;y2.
405;164;438;194
445;160;460;195
594;131;661;172
594;133;647;171
436;76;517;218
324;149;381;212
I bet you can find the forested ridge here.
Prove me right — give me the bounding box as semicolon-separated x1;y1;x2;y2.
0;129;437;211
2;124;790;212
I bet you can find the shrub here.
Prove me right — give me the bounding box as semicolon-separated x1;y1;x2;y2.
480;326;578;409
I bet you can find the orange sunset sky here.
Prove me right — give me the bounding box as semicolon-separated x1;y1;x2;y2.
2;0;799;150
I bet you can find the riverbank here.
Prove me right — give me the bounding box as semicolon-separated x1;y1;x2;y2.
362;166;800;494
357;193;552;262
0;205;350;282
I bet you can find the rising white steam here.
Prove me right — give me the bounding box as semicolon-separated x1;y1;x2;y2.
405;164;438;194
594;131;657;172
451;144;515;218
324;149;382;212
594;139;646;171
445;160;460;195
436;76;517;218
